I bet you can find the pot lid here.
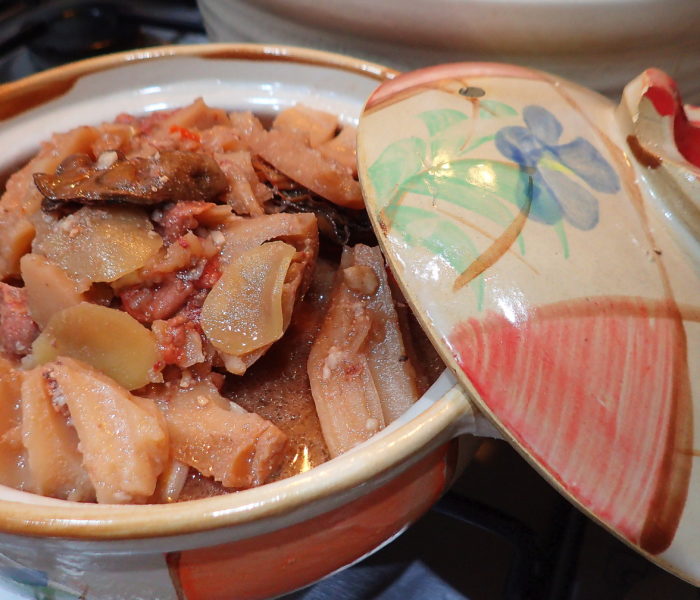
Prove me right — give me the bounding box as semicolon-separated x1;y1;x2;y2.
357;63;700;582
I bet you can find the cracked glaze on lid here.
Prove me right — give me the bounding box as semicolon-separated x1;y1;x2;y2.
357;63;700;583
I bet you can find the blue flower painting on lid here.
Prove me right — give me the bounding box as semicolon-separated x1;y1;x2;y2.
495;105;620;230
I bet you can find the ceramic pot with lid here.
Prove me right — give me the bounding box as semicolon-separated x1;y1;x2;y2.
0;44;698;599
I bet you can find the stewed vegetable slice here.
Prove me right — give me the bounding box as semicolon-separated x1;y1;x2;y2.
20;253;87;328
308;295;385;458
32;303;162;390
150;457;190;504
308;245;419;457
0;357;28;489
352;245;420;422
33;206;163;283
220;213;320;354
159;382;287;488
202;241;296;369
258;128;363;209
271;105;338;148
0;125;100;279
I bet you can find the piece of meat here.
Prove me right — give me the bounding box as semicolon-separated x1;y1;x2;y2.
0;282;39;358
155;201;217;244
34;150;228;208
115;227;222;323
152;316;205;368
115;231;218;291
195;254;222;290
119;275;194;323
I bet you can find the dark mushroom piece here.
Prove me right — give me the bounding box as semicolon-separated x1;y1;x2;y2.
267;190;376;247
34;150;228;210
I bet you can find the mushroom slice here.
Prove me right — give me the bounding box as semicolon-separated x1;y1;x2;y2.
34;150;228;208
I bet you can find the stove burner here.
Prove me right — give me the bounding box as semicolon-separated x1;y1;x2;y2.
0;0;205;82
28;4;142;68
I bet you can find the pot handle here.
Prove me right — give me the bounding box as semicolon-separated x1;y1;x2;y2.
435;370;502;439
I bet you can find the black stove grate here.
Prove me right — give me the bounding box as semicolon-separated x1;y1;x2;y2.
0;0;206;83
434;490;586;600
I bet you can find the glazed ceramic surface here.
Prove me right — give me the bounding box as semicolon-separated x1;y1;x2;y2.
357;63;700;584
0;45;478;600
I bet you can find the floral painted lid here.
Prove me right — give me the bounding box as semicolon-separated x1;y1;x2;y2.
357;64;700;582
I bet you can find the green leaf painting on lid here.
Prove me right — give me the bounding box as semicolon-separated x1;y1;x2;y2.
430;128;469;163
364;97;570;310
479;100;518;119
384;204;485;308
419;108;487;161
463;134;495;154
417;108;469;136
398;159;531;254
367;137;426;203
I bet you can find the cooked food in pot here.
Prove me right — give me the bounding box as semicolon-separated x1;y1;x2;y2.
0;99;442;504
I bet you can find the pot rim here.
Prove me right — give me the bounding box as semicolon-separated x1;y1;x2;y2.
0;42;398;120
0;43;467;541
